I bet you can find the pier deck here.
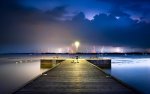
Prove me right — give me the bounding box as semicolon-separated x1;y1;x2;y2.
15;60;136;94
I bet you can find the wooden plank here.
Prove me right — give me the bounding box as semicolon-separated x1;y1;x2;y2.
14;60;137;94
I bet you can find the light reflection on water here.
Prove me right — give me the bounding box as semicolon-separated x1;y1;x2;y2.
103;56;150;94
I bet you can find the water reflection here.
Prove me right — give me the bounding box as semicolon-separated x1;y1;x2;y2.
103;57;150;94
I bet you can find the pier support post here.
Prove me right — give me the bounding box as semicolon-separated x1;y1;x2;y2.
40;59;65;68
40;60;53;68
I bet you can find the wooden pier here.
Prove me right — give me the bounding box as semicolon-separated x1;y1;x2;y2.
14;60;137;94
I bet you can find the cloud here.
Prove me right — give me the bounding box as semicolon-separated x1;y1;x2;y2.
0;0;68;46
0;0;150;53
96;0;150;21
45;6;68;20
66;12;150;48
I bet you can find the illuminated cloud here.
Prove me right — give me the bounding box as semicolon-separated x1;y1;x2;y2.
0;0;150;53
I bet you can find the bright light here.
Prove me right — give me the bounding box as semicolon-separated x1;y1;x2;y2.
101;46;104;53
115;47;123;53
74;41;80;53
58;48;62;53
75;41;80;49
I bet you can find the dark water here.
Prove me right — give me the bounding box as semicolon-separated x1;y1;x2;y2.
0;54;150;94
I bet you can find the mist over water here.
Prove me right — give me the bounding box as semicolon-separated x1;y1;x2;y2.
0;55;49;94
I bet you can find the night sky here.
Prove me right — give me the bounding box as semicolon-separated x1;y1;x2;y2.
0;0;150;53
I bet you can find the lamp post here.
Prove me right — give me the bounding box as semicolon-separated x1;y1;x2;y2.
74;41;80;53
74;41;80;63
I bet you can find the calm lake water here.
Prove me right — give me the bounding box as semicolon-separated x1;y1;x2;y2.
0;54;150;94
0;55;49;94
102;55;150;94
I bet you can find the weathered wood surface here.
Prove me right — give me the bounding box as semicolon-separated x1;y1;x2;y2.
15;60;136;94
